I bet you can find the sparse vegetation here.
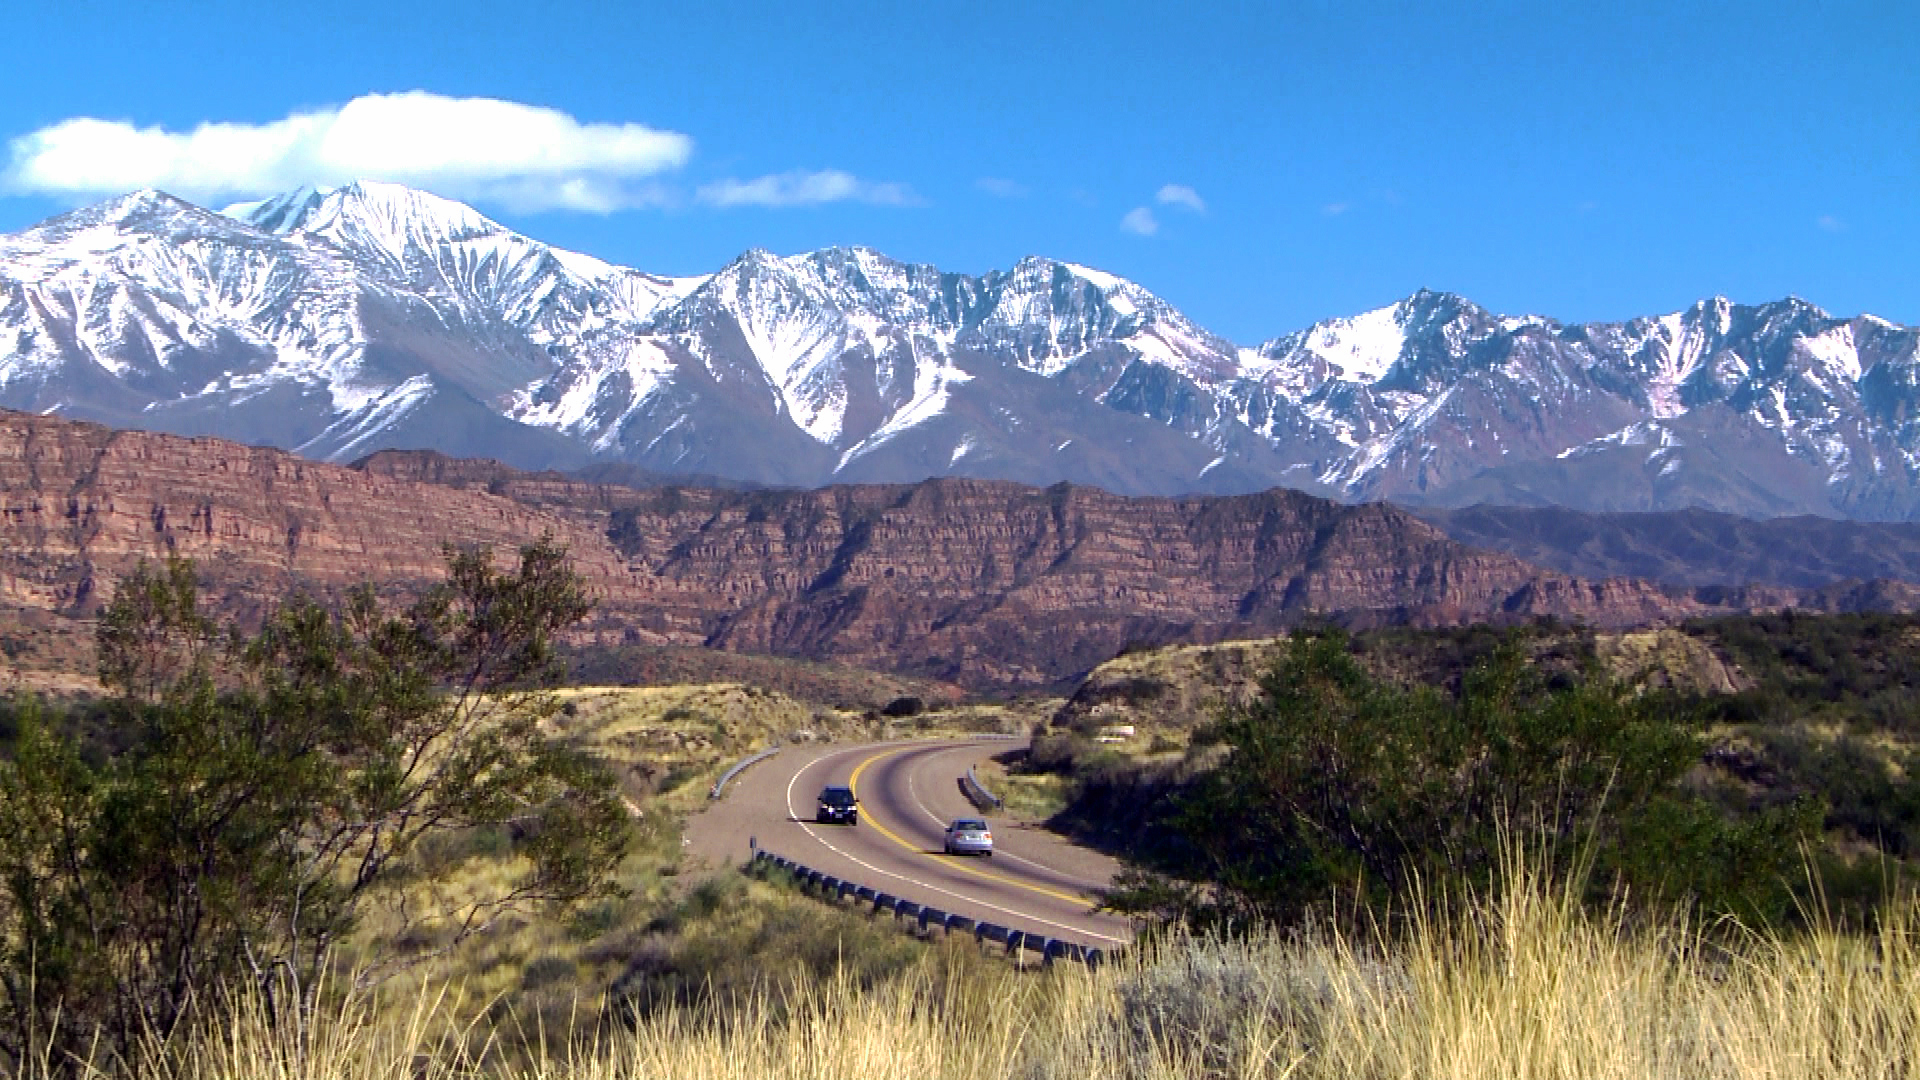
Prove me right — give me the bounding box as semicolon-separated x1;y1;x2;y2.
37;852;1920;1079
564;644;962;712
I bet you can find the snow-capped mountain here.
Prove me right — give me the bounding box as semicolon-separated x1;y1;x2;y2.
0;182;706;466
2;182;1918;518
500;243;1287;488
1242;290;1920;519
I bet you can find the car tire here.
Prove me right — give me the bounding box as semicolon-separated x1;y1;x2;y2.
849;814;858;826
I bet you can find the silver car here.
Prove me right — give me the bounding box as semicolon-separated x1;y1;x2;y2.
943;817;993;857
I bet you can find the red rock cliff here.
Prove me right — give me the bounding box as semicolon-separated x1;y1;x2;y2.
1;411;1877;688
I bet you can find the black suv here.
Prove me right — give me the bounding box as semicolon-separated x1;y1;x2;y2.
816;785;859;825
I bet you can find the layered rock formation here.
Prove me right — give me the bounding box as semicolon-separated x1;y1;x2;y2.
4;410;1910;688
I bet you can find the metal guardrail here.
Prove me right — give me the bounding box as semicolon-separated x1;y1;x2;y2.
963;764;1004;811
709;746;781;799
748;848;1108;968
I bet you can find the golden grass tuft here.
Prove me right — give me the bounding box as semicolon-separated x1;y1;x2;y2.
108;849;1920;1080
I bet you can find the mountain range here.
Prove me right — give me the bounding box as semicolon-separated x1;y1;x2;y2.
3;181;1918;519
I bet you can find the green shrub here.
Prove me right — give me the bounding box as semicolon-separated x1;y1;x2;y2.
1106;628;1814;930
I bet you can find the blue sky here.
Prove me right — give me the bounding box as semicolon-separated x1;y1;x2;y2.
0;1;1912;343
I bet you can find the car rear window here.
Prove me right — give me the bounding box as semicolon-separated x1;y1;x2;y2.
954;819;987;831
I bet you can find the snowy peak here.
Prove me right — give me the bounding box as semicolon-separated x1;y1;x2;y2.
1257;289;1493;380
995;256;1167;330
246;180;517;271
1226;287;1920;509
227;180;500;243
63;188;206;227
1256;300;1410;385
1690;294;1734;336
1395;288;1495;343
229;180;623;289
0;186;322;305
222;180;702;331
13;189;265;255
624;245;1242;454
222;186;331;234
963;256;1240;381
640;245;950;447
684;245;969;322
656;245;1217;361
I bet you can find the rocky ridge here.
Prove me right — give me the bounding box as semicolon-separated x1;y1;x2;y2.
11;410;1904;688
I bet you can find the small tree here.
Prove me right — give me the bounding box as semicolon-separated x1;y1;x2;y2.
0;540;630;1069
94;555;219;705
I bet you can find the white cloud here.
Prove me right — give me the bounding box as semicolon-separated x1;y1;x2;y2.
1155;183;1205;213
1120;206;1159;236
1817;214;1846;233
976;176;1028;198
697;169;918;208
1322;201;1350;216
1;92;693;213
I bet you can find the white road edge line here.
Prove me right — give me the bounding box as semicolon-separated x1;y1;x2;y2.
781;741;1128;945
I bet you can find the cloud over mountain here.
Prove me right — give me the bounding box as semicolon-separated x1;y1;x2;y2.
1;92;693;212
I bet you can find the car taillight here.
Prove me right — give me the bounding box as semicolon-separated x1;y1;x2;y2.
982;832;991;840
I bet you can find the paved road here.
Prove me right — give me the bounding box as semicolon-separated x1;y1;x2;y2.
686;737;1133;948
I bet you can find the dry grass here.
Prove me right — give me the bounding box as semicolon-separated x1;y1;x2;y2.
547;684;844;810
1594;627;1748;694
919;700;1059;736
78;852;1920;1080
976;759;1074;822
1053;638;1284;740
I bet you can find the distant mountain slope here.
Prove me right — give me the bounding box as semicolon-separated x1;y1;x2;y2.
3;183;1918;517
12;410;1903;690
1413;504;1920;589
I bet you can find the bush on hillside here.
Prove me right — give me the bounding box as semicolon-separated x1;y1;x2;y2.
1105;628;1818;930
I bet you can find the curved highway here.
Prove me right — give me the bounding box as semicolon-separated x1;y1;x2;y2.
687;737;1132;948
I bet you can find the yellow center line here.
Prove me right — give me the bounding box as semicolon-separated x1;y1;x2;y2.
848;746;1097;907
